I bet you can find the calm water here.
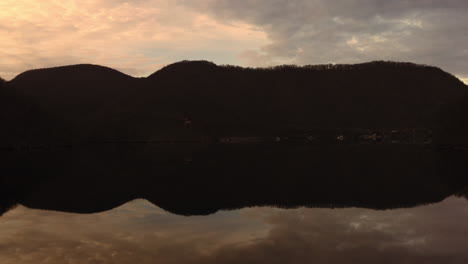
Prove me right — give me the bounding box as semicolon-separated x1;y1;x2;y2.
1;196;468;263
2;143;468;263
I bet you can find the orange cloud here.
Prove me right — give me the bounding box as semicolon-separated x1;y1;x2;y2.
0;0;268;80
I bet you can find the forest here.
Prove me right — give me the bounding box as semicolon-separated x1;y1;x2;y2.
1;60;468;147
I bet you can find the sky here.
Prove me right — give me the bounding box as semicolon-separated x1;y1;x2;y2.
0;0;467;84
1;197;468;263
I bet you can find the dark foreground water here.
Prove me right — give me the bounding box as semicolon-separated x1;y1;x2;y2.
1;196;468;263
2;143;468;263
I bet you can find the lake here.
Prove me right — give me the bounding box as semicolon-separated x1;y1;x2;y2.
2;143;468;263
1;196;468;263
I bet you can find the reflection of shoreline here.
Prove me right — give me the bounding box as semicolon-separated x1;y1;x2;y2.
1;143;467;216
0;127;438;152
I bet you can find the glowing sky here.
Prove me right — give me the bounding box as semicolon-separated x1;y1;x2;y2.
0;0;467;83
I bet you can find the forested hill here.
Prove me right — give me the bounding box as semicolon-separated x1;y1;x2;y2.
138;60;468;138
6;65;138;141
3;61;468;144
10;64;135;114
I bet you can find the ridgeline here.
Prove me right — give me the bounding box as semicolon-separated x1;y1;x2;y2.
1;60;468;146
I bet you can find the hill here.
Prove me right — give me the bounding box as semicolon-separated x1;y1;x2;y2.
132;61;468;141
10;65;136;111
3;61;468;144
0;80;71;146
8;64;138;140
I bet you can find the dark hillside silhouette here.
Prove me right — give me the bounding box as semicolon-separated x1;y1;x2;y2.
0;79;71;147
9;64;137;141
5;60;468;144
132;61;468;144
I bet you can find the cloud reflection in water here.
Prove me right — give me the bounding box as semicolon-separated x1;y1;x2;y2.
1;197;468;263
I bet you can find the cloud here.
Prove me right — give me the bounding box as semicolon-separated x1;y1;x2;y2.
0;0;268;80
1;0;467;83
178;0;468;83
1;197;468;263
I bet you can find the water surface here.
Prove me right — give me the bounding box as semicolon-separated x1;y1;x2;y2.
1;196;468;263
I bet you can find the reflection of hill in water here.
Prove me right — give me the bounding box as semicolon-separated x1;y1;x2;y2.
2;144;468;216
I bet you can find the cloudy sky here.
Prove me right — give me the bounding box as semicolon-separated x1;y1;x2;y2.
0;0;467;83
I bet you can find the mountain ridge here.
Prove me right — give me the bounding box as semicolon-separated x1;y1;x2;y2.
10;64;135;82
1;60;468;145
5;60;467;86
